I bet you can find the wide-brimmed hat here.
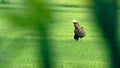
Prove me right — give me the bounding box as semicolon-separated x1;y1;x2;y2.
72;19;78;23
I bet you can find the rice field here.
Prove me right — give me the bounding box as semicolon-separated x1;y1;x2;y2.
0;0;120;68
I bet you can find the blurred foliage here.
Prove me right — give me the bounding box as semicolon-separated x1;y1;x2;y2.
6;0;51;28
93;0;120;68
3;0;53;68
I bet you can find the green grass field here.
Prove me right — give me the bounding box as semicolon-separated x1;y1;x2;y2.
0;0;120;68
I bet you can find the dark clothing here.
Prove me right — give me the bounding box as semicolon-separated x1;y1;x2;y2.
73;22;86;40
74;33;79;40
74;23;80;29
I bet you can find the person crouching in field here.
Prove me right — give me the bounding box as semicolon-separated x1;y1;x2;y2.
72;19;86;40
